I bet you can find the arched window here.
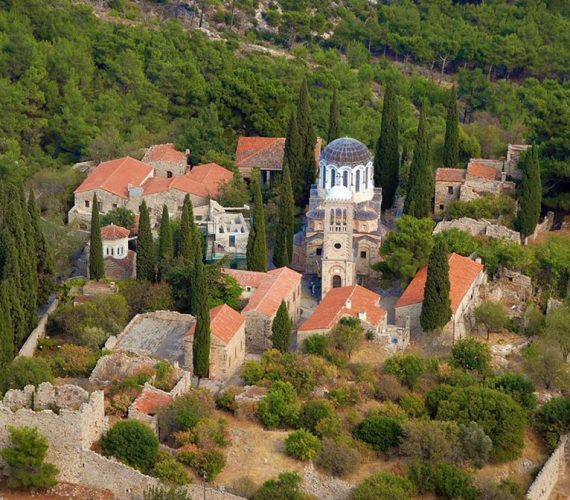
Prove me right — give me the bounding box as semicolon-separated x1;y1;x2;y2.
343;170;349;187
355;170;361;192
322;165;327;188
343;209;347;225
331;168;336;187
332;275;342;288
335;208;342;226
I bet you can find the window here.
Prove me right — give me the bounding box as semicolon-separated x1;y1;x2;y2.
112;203;118;209
85;200;90;208
448;186;454;194
167;171;173;178
322;165;326;187
439;204;444;210
246;286;252;292
332;275;342;288
334;243;341;249
331;169;336;187
343;170;349;187
355;170;361;191
360;250;367;258
316;248;322;256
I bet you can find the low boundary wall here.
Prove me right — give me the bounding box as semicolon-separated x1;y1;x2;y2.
18;297;60;357
526;435;568;500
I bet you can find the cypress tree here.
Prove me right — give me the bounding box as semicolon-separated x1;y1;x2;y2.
89;193;104;281
284;112;303;207
19;185;38;308
179;194;195;268
158;205;173;261
0;280;15;363
404;106;433;218
246;169;268;272
328;87;340;143
295;77;317;207
420;238;452;332
273;164;295;268
374;83;400;209
192;254;211;380
190;233;203;316
517;146;542;237
271;301;292;353
443;87;459;167
136;200;156;282
27;188;55;305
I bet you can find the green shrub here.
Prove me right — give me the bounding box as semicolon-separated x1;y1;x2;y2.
375;374;406;402
399;393;426;417
101;420;159;471
215;386;240;414
298;400;334;435
44;344;98;377
303;334;327;356
285;430;321;461
328;383;362;407
408;461;477;500
451;337;492;374
143;486;191;500
353;416;404;453
488;373;537;411
534;397;570;449
425;384;455;418
0;357;53;394
316;438;360;477
153;361;177;392
242;360;264;385
174;418;230;449
158;389;213;438
191;448;227;481
0;426;58;489
383;354;425;389
253;471;308;500
458;421;493;468
152;453;191;485
351;472;415;500
399;420;459;463
258;381;299;428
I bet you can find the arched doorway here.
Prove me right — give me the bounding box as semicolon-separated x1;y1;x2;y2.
332;275;342;288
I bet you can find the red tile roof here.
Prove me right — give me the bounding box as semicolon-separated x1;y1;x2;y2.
236;137;286;170
299;285;386;332
395;253;484;312
187;304;245;344
435;168;466;183
186;163;233;198
223;268;269;288
75;157;154;199
467;162;498;180
132;386;173;415
101;224;130;240
142;143;187;165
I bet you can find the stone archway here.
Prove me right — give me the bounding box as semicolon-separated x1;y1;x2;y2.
332;275;342;288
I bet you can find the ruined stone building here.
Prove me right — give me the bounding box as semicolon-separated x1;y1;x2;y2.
465;144;530;181
100;224;136;279
185;304;246;381
235;136;322;185
141;143;189;178
223;267;302;351
291;138;382;297
433;218;521;243
395;253;487;342
434;162;516;217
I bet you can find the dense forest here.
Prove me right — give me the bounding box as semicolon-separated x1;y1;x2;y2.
0;0;568;208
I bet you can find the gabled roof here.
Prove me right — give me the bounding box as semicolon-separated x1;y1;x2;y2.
435;167;466;183
101;224;130;240
142;143;187;165
186;163;233;198
236;137;286;170
223;268;269;288
395;253;484;312
75;157;154;199
467;162;498;181
131;385;173;415
187;304;245;344
298;285;386;332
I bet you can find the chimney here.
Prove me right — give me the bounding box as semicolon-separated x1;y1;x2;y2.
358;310;367;322
345;299;352;309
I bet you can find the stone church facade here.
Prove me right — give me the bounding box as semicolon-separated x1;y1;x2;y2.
292;138;382;297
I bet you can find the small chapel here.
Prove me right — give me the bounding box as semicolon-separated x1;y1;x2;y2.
292;137;383;297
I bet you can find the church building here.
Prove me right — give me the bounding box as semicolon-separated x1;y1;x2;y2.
292;138;383;297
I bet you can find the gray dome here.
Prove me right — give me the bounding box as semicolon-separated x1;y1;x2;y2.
321;137;371;167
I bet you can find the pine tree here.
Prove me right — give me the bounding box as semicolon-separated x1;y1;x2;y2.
273;164;295;268
136;200;156;282
517;146;542;237
404;106;433;218
284;112;302;207
246;170;268;272
420;238;452;332
179;194;195;268
295;77;317;207
89;193;104;281
443;87;459;167
0;280;15;363
27;188;55;305
374;83;400;209
192;254;211;380
328;87;340;143
271;301;292;353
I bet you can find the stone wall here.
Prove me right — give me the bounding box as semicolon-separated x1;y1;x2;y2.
525;211;555;245
526;435;568;500
18;297;60;357
433;218;520;243
434;180;464;216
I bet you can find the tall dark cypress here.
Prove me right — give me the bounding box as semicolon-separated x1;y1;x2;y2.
284;112;303;207
295;77;317;207
420;238;452;332
374;83;400;209
89;193;104;281
404;106;433;218
192;252;211;380
273;164;295;268
517;146;542;237
158;205;173;261
270;301;291;353
19;185;38;312
246;170;268;272
179;194;195;268
328;87;340;143
443;87;459;167
28;188;55;305
0;280;14;363
136;200;156;281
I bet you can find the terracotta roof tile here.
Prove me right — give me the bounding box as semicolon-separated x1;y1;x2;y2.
395;253;484;312
187;304;245;344
299;285;386;332
101;224;130;240
223;268;269;288
132;386;173;415
75;157;154;199
236;137;286;170
185;163;233;198
142;143;188;165
435;168;466;183
467;162;498;180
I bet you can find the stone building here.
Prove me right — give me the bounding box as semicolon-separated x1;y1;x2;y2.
141;143;188;178
101;224;136;279
235;136;322;185
185;304;246;381
395;253;487;342
223;267;302;351
434;162;516;217
433;218;521;243
291;138;382;297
